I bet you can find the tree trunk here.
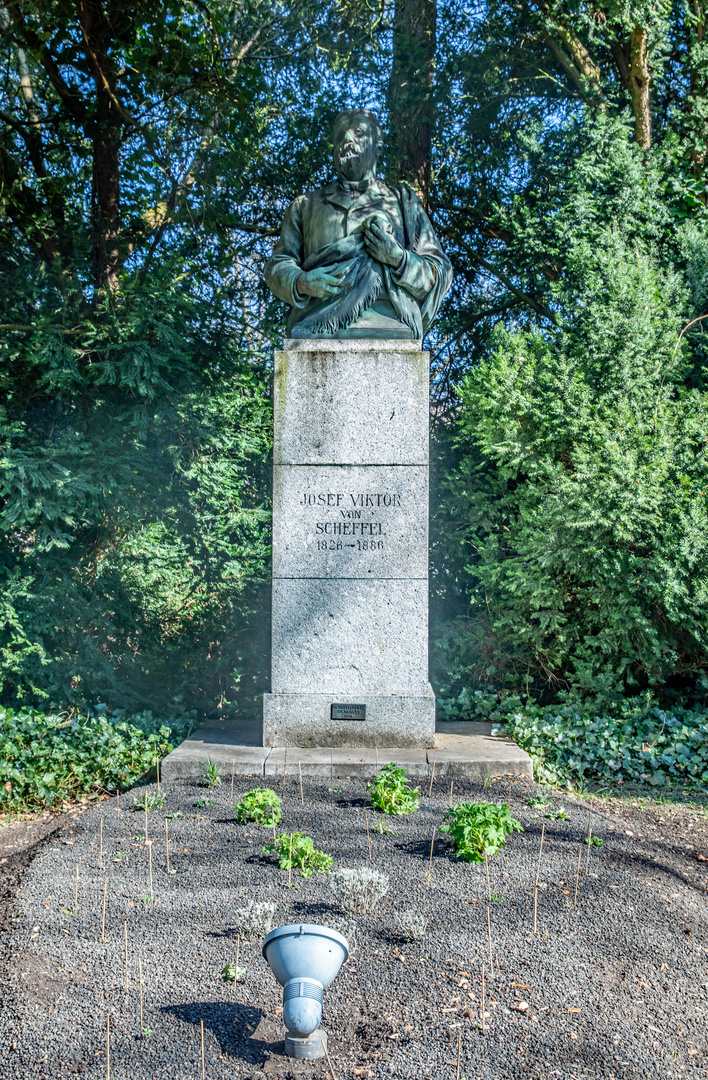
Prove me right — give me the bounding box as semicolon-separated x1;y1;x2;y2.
387;0;436;202
79;0;122;296
629;27;651;149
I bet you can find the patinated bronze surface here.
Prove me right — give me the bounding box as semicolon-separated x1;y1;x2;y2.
265;110;452;339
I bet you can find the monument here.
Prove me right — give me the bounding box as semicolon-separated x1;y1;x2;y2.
262;109;453;749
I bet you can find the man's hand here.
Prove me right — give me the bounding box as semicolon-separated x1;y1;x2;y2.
362;215;404;269
296;264;349;299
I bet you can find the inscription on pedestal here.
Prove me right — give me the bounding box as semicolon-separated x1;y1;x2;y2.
272;464;428;578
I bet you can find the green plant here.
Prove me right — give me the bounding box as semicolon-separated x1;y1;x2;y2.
195;798;214;808
495;700;708;790
165;811;183;820
221;963;246;983
140;895;154;904
330;867;390;914
262;832;333;878
131;791;165;813
0;707;177;812
584;835;604;846
202;760;222;788
490;891;503;903
235;788;282;825
542;805;567;821
368;764;419;816
440;802;523;862
526;793;551;808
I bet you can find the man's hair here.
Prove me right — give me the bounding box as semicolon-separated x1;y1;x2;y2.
333;109;384;155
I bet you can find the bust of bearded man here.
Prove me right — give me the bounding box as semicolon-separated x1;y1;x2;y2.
264;109;453;339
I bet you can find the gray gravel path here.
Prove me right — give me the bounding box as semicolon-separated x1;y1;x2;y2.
0;774;707;1080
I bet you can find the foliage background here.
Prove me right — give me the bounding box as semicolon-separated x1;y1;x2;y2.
2;0;708;739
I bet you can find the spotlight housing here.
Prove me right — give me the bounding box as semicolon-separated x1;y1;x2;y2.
262;922;349;1058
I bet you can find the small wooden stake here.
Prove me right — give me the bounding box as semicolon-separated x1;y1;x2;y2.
284;745;288;779
585;827;593;873
230;759;235;800
124;922;129;994
74;864;79;914
106;1015;110;1080
101;879;108;942
484;852;491;901
288;833;293;889
116;789;120;814
365;808;372;861
156;754;160;792
456;1028;461;1080
449;779;454;808
486;905;494;977
573;846;582;907
330;750;334;795
533;822;545;934
144;806;148;845
375;747;379;773
481;967;487;1032
426;826;436;885
428;754;437;798
201;1018;205;1080
165;819;170;874
99;817;104;871
322;1039;337;1080
235;933;240;986
138;955;144;1033
148;841;154;901
299;761;304;806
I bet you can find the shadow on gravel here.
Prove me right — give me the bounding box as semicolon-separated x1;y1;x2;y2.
164;1000;278;1064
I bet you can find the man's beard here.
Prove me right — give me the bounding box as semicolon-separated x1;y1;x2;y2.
336;143;370;180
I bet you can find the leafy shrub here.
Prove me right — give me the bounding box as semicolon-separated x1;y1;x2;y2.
0;706;177;812
368;764;419;815
234;901;276;940
262;832;333;878
330;867;390;914
434;129;708;711
494;698;708;789
394;909;428;942
234;787;282;825
440;802;523;863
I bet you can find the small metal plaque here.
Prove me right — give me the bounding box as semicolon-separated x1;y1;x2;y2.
331;703;366;721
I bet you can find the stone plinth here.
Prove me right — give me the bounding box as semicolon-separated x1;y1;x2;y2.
263;338;435;748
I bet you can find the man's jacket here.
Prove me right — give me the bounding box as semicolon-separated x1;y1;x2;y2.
264;178;452;338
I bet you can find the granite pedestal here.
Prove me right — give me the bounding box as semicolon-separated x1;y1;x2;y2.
263;338;435;748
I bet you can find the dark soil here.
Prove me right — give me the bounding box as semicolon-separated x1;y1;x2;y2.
0;775;706;1080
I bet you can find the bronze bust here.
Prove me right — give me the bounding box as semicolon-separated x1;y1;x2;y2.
265;109;452;339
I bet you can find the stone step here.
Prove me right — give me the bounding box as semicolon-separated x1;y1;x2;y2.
160;720;533;783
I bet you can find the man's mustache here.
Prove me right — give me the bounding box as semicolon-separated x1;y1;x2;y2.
337;143;361;161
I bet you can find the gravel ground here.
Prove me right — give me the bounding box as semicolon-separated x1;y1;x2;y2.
0;774;707;1080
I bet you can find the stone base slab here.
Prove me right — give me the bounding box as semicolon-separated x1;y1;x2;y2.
262;689;436;748
159;719;533;782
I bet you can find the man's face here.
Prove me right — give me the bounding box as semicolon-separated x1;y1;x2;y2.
333;114;379;182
